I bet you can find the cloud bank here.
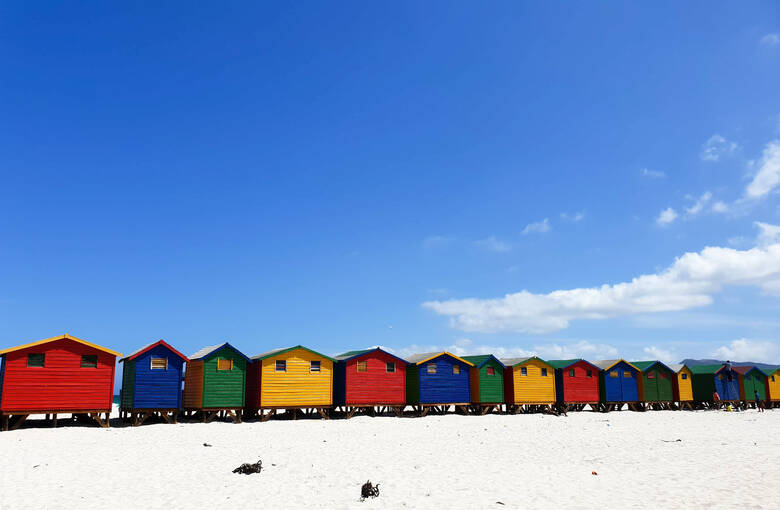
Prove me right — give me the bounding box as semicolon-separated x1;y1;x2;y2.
423;227;780;334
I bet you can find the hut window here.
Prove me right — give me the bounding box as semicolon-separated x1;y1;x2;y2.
81;355;98;368
150;357;168;370
310;361;321;373
660;372;667;379
772;375;775;382
520;367;527;376
541;368;548;377
217;358;233;371
452;365;460;375
718;374;725;381
275;360;286;372
586;370;593;378
27;353;45;367
569;369;575;377
609;371;618;378
648;372;656;379
386;362;395;373
427;364;436;374
356;361;367;372
727;374;733;382
487;367;495;376
623;371;632;378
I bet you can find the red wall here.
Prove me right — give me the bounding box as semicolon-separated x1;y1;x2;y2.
345;351;405;405
0;339;116;411
245;361;261;408
561;360;600;402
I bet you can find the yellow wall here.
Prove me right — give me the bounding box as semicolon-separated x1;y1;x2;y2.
767;371;780;401
260;348;333;406
512;359;556;403
677;367;693;401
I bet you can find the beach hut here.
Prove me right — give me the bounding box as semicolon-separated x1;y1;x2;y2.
462;355;505;415
119;340;188;426
333;348;407;418
547;359;601;411
245;345;334;420
592;359;640;411
689;364;740;407
405;352;473;416
632;361;675;410
182;343;249;423
500;357;557;413
668;363;694;409
763;368;780;408
0;334;120;431
734;366;768;408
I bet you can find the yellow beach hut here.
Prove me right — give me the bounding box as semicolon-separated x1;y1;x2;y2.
500;356;556;413
668;363;694;409
245;345;334;421
763;368;780;408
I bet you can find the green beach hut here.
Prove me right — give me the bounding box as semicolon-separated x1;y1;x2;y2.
462;355;505;414
182;343;251;423
633;360;675;410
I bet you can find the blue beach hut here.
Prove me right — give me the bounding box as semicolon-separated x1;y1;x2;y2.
119;340;188;425
405;352;474;416
592;359;641;411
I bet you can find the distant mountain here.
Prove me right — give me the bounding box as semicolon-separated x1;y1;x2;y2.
681;358;780;371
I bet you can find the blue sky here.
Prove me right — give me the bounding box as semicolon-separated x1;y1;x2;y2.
2;2;780;382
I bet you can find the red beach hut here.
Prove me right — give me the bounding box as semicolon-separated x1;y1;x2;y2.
0;334;120;431
333;348;408;417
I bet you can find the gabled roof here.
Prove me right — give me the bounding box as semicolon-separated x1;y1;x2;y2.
632;360;674;373
334;347;407;364
500;356;552;368
546;358;600;371
591;359;640;372
688;364;726;375
405;352;474;366
761;367;780;377
120;340;189;363
667;363;688;373
461;354;505;369
733;365;765;378
0;333;121;357
189;342;250;362
252;345;335;362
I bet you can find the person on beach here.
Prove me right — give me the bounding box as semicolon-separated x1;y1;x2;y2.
713;391;721;409
755;390;764;412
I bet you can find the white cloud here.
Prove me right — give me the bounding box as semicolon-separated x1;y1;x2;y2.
423;224;780;334
700;134;739;162
560;211;585;222
522;218;550;235
474;236;511;253
712;338;780;363
761;33;780;46
641;168;666;179
656;207;678;226
756;221;780;247
685;191;712;216
712;201;729;213
392;339;617;361
641;346;678;364
745;140;780;199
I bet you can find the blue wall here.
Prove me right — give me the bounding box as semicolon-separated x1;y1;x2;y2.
131;344;185;409
714;369;740;400
333;361;346;406
418;355;471;404
601;362;639;402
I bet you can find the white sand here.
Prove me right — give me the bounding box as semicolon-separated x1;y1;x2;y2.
1;408;778;509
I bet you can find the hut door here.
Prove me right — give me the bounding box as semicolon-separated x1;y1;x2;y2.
646;371;658;401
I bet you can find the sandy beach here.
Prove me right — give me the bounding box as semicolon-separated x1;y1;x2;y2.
1;408;778;509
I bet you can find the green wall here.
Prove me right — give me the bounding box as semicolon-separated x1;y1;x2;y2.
477;359;504;403
642;366;674;401
203;349;247;408
406;365;420;404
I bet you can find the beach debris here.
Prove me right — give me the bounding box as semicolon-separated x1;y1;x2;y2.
232;460;263;475
591;471;598;476
203;443;212;447
496;502;505;505
661;439;682;443
360;480;380;500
